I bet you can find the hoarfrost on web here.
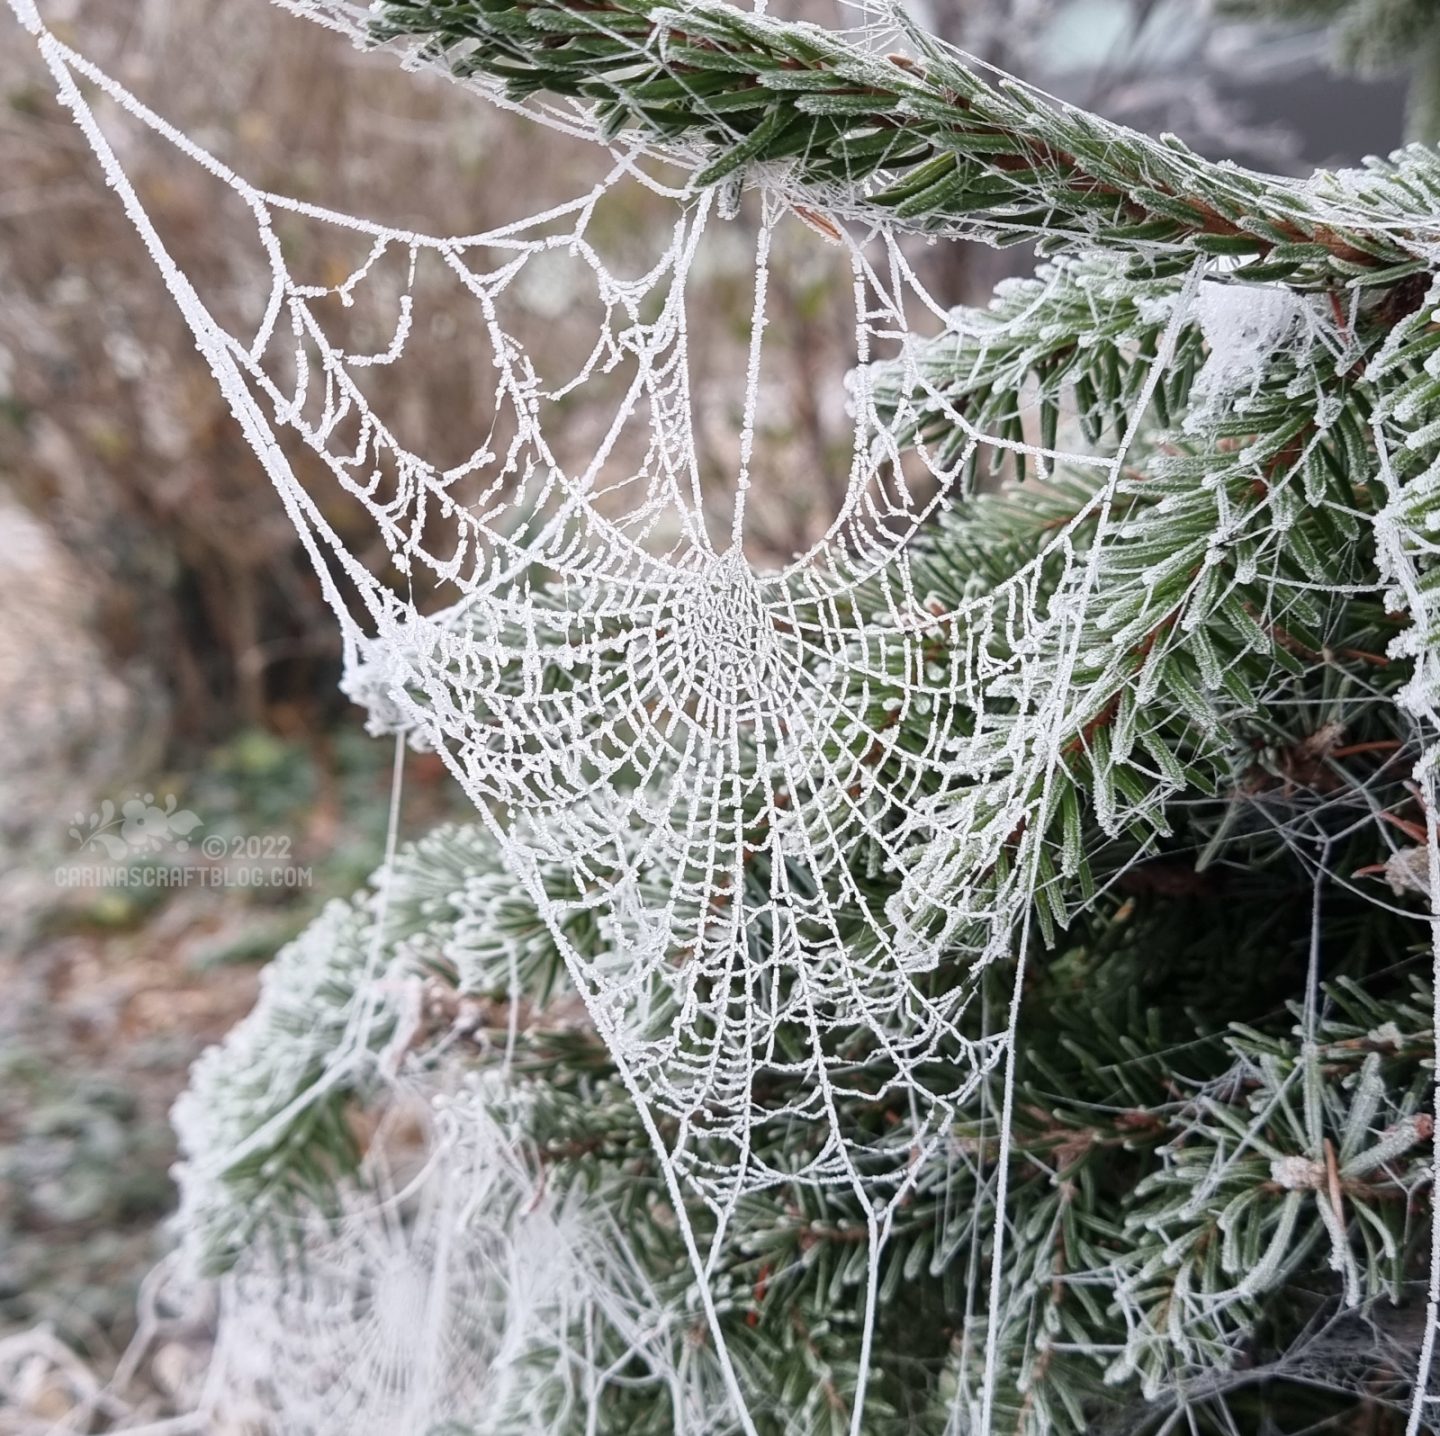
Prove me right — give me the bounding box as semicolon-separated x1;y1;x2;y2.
10;0;1440;1430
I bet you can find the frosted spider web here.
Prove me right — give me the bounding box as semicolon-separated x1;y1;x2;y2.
9;0;1440;1430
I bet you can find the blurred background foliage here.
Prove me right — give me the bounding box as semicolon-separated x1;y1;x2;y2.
0;0;1419;1424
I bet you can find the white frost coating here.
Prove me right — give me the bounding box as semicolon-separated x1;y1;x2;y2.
1187;279;1328;430
11;0;1440;1432
1269;1154;1326;1190
201;1081;731;1435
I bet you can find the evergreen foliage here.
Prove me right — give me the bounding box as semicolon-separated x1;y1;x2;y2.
375;0;1431;286
162;0;1440;1430
180;443;1440;1428
182;730;1437;1431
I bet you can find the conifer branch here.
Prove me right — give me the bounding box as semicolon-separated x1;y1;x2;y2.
374;0;1436;288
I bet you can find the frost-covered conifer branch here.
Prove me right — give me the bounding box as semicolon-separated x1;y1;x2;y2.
177;809;1436;1432
373;0;1438;287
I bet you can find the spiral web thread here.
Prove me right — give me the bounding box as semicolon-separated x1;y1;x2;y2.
10;0;1440;1430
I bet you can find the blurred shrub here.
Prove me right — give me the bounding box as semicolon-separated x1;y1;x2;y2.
0;0;861;755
